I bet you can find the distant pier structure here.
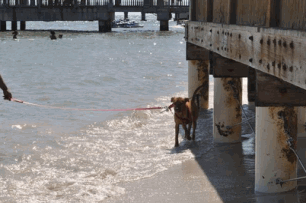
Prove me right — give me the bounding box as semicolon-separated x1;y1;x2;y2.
0;0;189;32
186;0;306;194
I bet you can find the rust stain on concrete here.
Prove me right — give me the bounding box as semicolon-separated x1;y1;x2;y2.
221;78;242;118
197;60;209;109
269;107;298;172
278;107;297;165
215;122;233;137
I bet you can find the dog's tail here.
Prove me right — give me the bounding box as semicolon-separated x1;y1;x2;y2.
191;83;208;108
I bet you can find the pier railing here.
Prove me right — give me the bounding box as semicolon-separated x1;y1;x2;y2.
0;0;188;7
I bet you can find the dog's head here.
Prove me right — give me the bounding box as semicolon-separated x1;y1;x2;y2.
171;97;189;114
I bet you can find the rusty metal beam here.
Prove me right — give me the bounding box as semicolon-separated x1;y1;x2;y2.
186;21;306;90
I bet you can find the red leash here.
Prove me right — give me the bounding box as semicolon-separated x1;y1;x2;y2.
11;98;168;112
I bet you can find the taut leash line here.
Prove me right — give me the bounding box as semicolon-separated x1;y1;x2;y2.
11;98;171;112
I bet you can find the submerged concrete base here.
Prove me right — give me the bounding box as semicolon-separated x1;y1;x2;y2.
255;107;297;193
20;21;26;30
160;20;169;31
141;12;146;21
0;21;6;31
99;20;111;32
12;21;17;31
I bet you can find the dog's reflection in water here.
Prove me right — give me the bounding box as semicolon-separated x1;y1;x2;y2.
12;30;18;40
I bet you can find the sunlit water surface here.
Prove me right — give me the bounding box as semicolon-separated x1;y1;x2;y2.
0;13;251;202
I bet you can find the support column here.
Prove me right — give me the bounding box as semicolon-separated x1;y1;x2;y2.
213;78;242;143
99;20;112;32
141;12;146;21
124;12;128;20
1;21;6;31
12;21;17;31
20;21;26;30
255;107;297;193
188;60;209;110
160;20;169;31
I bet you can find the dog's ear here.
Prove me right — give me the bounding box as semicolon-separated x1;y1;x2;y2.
184;98;190;103
171;97;175;103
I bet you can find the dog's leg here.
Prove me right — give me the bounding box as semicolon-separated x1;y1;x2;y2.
187;123;192;139
192;121;197;140
175;124;179;147
183;123;191;140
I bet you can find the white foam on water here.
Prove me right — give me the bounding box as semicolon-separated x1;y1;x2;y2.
1;90;198;202
0;78;253;202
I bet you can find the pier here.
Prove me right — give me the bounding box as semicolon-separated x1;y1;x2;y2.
0;0;188;31
186;0;306;195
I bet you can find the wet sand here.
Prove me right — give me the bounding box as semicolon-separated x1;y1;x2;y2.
104;106;306;203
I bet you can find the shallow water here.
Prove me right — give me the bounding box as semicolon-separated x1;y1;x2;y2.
0;13;252;202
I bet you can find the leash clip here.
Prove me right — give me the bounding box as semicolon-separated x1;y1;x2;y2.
160;105;173;114
161;106;170;113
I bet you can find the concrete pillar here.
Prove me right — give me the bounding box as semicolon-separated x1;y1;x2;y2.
0;21;6;31
141;12;146;21
188;60;209;110
160;20;169;31
99;20;112;32
298;107;306;138
12;21;17;31
20;21;26;30
124;12;128;20
213;78;242;143
255;107;297;193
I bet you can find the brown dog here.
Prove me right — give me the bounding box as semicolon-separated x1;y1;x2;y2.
170;85;205;147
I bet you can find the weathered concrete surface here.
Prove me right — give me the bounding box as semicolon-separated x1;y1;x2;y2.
298;107;306;138
104;107;306;203
213;78;242;143
188;60;209;110
255;107;297;193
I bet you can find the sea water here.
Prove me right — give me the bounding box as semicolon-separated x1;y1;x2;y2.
0;13;251;202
